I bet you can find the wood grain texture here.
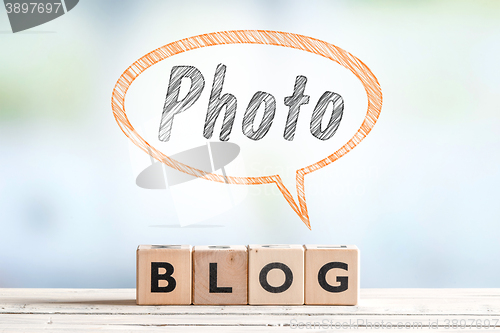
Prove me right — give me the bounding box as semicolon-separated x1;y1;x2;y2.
1;289;500;332
193;245;248;305
248;244;304;305
304;244;359;305
136;245;192;305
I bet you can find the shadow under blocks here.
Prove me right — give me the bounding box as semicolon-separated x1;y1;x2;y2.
136;244;359;305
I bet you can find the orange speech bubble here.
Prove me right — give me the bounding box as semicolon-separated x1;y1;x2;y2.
111;30;382;230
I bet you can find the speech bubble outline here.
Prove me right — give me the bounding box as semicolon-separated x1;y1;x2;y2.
111;30;383;230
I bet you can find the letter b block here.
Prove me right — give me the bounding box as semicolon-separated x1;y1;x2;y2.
304;245;359;305
248;244;304;305
136;245;192;305
193;245;248;305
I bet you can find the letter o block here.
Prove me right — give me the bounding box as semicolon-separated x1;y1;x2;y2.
136;245;192;305
304;245;359;305
193;245;248;305
248;244;304;305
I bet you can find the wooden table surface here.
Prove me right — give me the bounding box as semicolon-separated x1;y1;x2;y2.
1;289;499;332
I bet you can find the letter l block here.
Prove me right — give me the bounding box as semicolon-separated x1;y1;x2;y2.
136;245;192;305
193;245;248;305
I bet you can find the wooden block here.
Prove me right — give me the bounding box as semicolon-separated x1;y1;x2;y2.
193;245;248;305
136;245;192;305
248;244;304;305
304;245;359;305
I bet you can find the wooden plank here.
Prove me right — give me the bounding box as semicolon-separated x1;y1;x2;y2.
0;313;499;332
1;289;500;332
2;289;500;315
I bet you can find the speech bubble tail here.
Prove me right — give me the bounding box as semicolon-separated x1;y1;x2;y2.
273;171;311;230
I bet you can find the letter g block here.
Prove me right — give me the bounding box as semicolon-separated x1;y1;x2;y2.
136;245;192;305
304;245;359;305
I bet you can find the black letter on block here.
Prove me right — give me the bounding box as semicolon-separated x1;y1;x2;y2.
209;263;232;293
259;262;293;293
158;66;205;142
318;262;348;292
151;262;176;293
204;64;237;141
310;92;343;140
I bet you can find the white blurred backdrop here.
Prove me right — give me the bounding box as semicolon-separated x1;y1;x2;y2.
0;0;499;288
